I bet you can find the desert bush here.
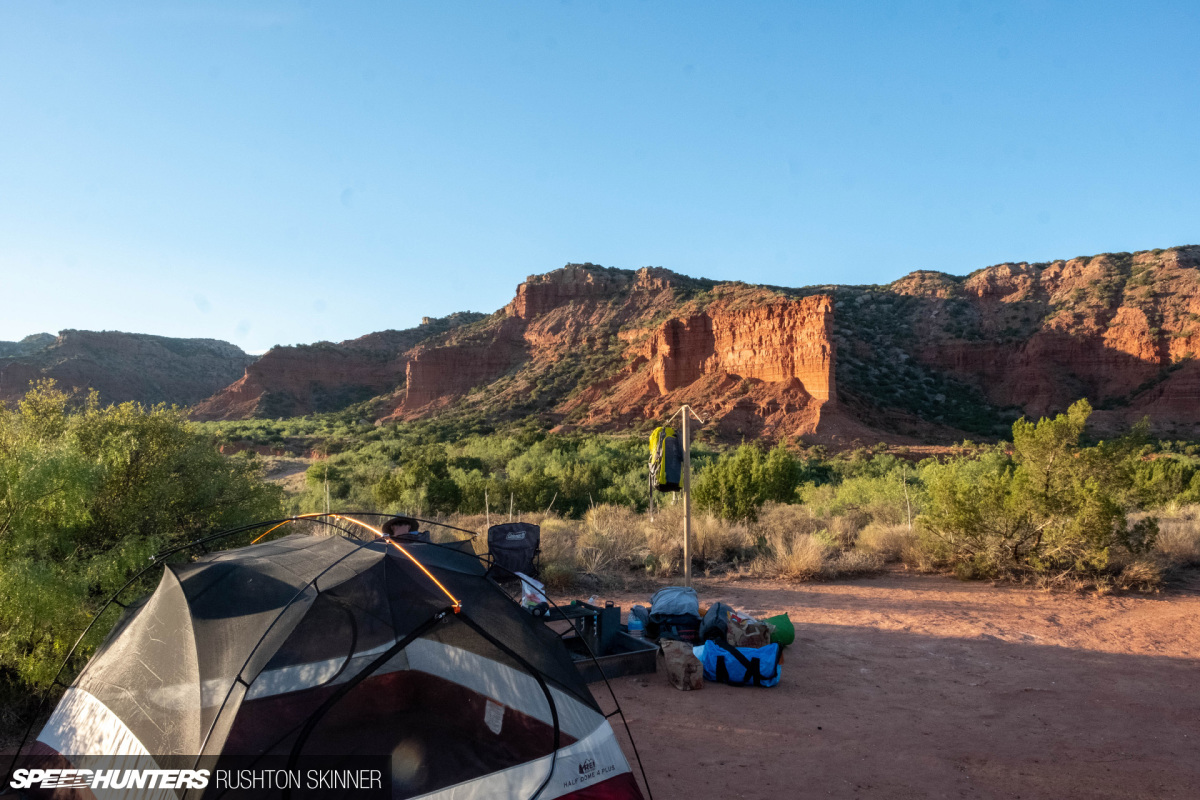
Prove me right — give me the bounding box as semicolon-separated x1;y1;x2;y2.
857;522;917;563
750;531;832;580
0;382;284;702
540;561;577;593
800;457;922;528
1141;504;1200;569
917;401;1157;580
1131;456;1200;507
692;443;806;520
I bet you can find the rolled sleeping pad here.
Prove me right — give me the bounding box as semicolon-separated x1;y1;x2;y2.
765;612;795;646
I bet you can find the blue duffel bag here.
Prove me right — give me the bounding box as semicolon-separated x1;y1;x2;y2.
700;639;781;687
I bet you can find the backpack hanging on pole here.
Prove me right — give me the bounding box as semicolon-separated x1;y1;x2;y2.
649;426;682;492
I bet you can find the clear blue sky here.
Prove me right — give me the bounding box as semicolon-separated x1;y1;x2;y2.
3;1;1197;353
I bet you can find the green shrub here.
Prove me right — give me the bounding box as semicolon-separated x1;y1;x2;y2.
0;382;283;702
692;443;805;520
917;400;1157;579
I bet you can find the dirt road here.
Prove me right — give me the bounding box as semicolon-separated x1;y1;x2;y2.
595;572;1200;799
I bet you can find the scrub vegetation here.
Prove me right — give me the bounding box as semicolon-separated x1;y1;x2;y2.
205;398;1200;597
0;381;282;714
4;380;1200;717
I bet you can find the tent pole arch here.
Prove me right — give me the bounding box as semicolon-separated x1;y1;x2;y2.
1;514;320;788
5;513;379;788
189;525;394;774
7;511;654;800
235;515;654;799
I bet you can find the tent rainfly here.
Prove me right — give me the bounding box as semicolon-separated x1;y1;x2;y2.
28;526;646;799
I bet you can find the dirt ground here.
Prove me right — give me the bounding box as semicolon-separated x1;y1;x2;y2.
4;571;1196;798
590;571;1200;800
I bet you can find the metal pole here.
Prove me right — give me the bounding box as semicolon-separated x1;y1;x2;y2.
681;405;692;588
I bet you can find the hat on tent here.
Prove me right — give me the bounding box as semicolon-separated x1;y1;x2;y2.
30;529;645;799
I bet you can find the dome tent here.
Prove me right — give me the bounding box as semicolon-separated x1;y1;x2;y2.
24;516;647;799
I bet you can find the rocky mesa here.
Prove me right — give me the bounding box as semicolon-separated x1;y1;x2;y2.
368;265;854;442
0;330;253;407
190;313;484;420
369;245;1200;442
24;245;1199;446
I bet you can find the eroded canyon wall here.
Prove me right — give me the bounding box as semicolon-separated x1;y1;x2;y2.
647;296;835;402
187;245;1200;443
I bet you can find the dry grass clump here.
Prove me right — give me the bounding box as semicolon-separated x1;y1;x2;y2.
642;503;752;573
576;505;643;576
1112;504;1200;592
443;500;1200;593
745;502;888;580
442;512;489;556
1152;504;1200;568
754;502;825;540
538;515;581;568
825;549;886;577
692;512;754;565
750;531;831;580
1115;559;1164;592
857;522;917;563
640;503;683;573
828;511;870;548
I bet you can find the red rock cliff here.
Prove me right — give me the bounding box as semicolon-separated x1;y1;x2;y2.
399;318;527;412
187;246;1200;444
506;264;677;320
890;246;1200;435
552;289;845;442
191;344;406;420
648;295;835;402
191;314;483;420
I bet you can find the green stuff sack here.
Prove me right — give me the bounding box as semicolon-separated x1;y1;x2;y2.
765;613;795;646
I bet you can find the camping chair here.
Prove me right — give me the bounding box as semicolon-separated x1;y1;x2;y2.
486;521;541;580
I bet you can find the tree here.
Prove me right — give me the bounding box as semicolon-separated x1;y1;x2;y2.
0;382;284;701
694;443;801;520
917;400;1157;578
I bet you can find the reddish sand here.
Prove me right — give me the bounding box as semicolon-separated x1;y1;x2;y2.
4;572;1196;799
591;571;1200;800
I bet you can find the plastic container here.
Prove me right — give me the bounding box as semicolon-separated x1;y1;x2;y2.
627;616;645;639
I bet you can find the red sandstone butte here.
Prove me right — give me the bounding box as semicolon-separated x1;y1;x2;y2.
187;246;1200;443
192;315;482;421
905;247;1200;436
